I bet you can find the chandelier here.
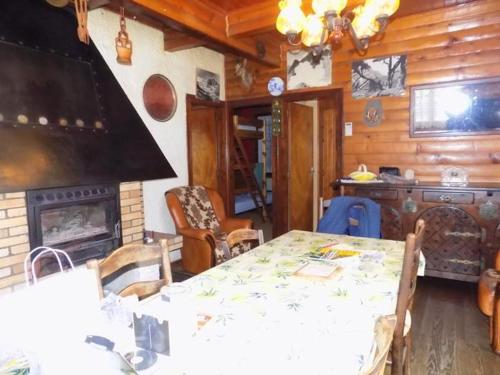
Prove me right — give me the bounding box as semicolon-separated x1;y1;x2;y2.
276;0;400;54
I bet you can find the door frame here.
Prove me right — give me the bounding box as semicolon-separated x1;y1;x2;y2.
279;89;343;236
186;95;229;209
226;88;343;237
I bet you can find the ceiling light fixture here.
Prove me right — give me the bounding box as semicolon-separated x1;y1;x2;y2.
276;0;400;54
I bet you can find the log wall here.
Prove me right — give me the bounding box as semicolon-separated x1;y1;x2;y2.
225;0;500;182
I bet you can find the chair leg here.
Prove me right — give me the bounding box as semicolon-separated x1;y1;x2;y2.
403;334;412;375
391;342;404;375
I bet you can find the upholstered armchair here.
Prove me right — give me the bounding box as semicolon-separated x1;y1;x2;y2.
165;186;253;274
478;250;500;354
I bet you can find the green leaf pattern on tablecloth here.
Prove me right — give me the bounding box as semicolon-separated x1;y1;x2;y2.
181;230;425;375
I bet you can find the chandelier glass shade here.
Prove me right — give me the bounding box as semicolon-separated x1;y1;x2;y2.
276;0;400;53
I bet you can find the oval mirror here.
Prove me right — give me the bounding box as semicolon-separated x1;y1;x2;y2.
143;74;177;122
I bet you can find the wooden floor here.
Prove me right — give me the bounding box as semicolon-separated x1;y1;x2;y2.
236;208;273;241
410;277;500;374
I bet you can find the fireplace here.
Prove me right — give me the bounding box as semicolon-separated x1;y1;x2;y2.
26;184;122;275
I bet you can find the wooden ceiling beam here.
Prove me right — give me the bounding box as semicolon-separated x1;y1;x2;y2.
226;0;364;37
226;0;282;37
164;29;205;52
130;0;280;66
226;0;476;37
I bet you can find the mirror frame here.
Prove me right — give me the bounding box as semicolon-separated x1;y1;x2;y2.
409;76;500;138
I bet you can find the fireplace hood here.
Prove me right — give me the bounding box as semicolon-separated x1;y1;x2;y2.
0;0;177;193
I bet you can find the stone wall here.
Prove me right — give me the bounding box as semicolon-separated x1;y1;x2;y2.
0;182;144;295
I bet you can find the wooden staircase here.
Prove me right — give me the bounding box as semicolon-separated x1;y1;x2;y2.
232;116;269;222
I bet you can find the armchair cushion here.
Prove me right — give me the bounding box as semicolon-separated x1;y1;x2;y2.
170;186;219;231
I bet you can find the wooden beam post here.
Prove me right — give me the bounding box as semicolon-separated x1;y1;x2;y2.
130;0;280;66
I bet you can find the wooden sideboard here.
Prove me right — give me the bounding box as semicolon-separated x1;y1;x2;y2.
336;181;500;282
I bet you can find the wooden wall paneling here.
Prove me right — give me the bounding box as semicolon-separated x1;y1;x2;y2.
225;0;500;187
340;1;500;183
225;53;282;100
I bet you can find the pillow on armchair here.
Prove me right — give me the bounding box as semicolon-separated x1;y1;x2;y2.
166;186;253;274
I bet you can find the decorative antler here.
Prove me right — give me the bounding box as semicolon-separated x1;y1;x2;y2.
74;0;89;44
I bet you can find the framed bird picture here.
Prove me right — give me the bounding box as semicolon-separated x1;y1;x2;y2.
286;46;332;90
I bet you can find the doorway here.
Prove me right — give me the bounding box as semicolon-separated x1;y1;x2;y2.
274;90;343;236
231;104;273;241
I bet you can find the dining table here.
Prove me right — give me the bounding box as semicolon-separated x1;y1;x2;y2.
132;229;425;375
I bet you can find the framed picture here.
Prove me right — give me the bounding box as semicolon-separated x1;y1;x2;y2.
286;46;332;90
196;68;220;101
410;77;500;138
352;55;407;99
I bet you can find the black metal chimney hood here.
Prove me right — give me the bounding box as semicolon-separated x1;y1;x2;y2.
0;0;177;193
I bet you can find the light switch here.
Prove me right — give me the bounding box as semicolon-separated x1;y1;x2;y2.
345;122;353;137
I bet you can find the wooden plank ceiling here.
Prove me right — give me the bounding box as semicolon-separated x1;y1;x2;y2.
99;0;478;67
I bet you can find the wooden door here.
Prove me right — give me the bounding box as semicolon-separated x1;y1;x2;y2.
318;95;342;201
288;102;314;231
187;96;227;194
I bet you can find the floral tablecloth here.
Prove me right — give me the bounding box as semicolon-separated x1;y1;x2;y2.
161;231;423;375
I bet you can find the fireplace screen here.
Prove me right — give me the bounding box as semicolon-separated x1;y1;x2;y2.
41;200;114;247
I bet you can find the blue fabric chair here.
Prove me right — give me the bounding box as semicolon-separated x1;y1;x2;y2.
317;196;381;238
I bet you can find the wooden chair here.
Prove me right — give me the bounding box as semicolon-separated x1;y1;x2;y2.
226;228;264;249
478;250;500;354
86;240;172;300
360;315;397;375
391;219;426;375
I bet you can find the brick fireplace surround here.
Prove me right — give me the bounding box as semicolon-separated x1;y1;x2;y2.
0;181;145;295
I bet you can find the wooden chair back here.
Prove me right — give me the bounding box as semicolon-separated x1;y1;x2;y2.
391;219;425;375
226;228;264;249
360;315;397;375
86;239;172;300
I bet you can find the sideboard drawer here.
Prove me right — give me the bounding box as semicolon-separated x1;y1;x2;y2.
355;188;398;200
422;191;474;204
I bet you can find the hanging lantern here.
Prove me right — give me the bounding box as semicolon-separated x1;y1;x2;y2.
116;7;133;65
74;0;89;44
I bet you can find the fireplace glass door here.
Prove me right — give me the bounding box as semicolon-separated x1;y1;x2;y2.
40;200;116;248
27;184;122;275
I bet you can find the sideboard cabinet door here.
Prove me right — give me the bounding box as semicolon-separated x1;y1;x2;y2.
418;206;482;278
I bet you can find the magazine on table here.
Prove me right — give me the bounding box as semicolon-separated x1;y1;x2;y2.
303;242;361;261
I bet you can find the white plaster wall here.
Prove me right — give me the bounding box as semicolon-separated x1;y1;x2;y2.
88;9;225;234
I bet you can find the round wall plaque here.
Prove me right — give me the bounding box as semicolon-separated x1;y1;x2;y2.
363;99;383;127
268;77;284;97
143;74;177;122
